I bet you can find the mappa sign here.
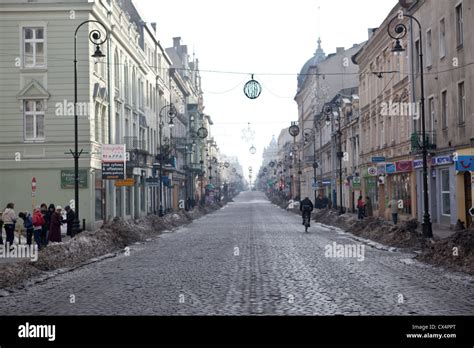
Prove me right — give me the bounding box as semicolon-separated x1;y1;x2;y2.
102;144;126;180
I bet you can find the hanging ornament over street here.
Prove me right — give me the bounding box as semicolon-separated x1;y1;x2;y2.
249;145;256;155
243;74;262;99
241;122;255;143
224;162;230;168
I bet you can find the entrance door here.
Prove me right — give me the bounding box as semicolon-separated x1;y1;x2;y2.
464;172;472;228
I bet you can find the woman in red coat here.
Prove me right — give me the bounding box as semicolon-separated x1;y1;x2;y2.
49;206;63;243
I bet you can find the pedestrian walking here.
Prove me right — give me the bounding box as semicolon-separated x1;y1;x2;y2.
64;206;75;237
49;205;63;243
18;212;34;245
2;203;17;248
357;196;365;220
389;198;399;224
365;196;373;217
32;208;45;249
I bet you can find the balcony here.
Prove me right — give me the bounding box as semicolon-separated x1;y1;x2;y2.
410;131;436;153
124;136;146;151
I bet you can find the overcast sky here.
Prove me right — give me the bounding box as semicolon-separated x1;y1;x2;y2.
135;0;397;182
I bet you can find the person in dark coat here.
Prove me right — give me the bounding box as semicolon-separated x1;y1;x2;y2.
300;197;314;226
365;196;373;217
43;203;55;245
64;206;75;237
357;196;365;220
49;206;63;243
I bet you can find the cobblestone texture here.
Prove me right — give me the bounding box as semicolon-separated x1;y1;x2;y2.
0;192;472;315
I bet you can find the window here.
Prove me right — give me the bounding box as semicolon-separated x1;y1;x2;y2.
23;27;45;67
458;82;465;124
428;97;436;132
114;50;120;92
426;29;432;67
24;100;45;140
456;3;463;47
441;169;451;215
441;90;448;128
414;40;420;73
439;18;446;58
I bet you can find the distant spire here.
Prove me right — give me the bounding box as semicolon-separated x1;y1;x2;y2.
314;37;325;63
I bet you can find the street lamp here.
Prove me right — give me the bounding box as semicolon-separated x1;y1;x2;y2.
158;103;177;216
323;100;344;215
72;20;108;236
387;13;432;238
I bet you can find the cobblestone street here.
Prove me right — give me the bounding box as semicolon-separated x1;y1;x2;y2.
0;191;473;315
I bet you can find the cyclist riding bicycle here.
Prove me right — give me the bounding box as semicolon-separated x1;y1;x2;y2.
300;197;314;227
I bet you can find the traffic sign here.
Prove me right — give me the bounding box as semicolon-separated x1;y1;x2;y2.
368;167;377;176
469;207;474;217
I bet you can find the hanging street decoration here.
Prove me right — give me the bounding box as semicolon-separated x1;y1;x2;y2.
243;74;262;99
241;122;255;143
249;145;256;155
224;162;230;168
289;124;300;137
197;127;208;139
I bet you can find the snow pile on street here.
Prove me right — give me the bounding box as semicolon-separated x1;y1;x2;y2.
417;229;474;275
0;204;225;290
311;208;423;249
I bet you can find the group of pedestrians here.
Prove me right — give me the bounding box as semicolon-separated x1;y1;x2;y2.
0;202;76;250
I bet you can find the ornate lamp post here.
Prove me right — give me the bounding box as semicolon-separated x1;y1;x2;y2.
388;12;432;237
323;100;344;215
72;20;108;236
158;104;177;216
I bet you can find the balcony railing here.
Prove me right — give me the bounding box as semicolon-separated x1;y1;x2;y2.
410;131;436;152
124;136;146;151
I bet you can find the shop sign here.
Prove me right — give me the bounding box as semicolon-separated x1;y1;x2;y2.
368;167;377;176
377;164;386;175
61;169;88;189
455;156;474;172
385;163;396;174
395;160;413;173
413;159;423;169
434;155;453;166
102;144;126;180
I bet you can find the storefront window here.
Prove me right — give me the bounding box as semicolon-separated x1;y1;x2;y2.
391;173;411;215
95;171;104;221
365;177;379;211
441;169;451;215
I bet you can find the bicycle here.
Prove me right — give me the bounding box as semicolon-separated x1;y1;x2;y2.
302;212;311;233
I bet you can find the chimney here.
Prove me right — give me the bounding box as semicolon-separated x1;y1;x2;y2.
173;37;181;48
182;45;188;54
151;22;156;32
336;47;345;54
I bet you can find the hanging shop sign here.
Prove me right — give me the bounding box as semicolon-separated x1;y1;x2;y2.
368;167;377;176
385;163;396;174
